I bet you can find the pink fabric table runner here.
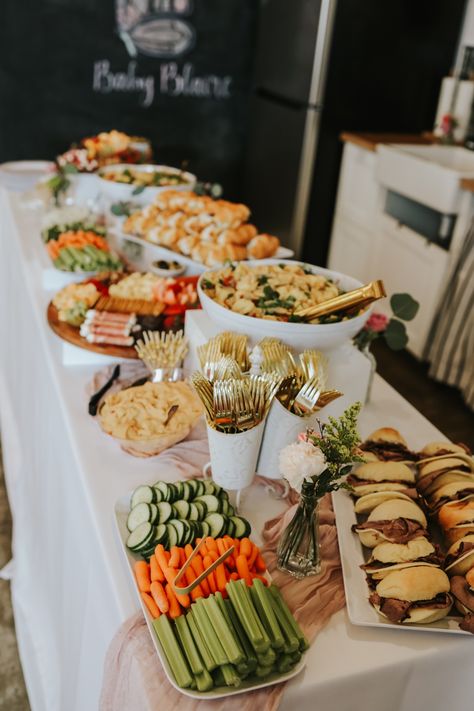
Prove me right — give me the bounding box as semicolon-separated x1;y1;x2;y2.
99;429;346;711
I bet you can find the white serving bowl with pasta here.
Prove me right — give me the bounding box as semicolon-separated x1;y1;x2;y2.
98;164;196;206
197;260;374;351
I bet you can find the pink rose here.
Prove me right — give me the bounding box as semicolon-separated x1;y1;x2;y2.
365;312;388;333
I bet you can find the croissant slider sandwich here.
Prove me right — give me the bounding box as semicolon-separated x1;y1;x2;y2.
352;499;427;548
444;534;474;576
361;538;441;583
347;461;416;498
369;566;452;624
360;428;418;462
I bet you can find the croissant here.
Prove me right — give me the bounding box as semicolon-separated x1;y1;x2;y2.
247;234;280;259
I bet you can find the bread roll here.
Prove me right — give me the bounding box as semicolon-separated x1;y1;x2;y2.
247;234;280;259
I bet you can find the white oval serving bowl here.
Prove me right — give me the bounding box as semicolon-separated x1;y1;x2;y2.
197;259;374;351
98;164;196;206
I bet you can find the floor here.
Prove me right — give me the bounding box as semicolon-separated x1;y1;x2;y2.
0;450;30;711
0;346;472;710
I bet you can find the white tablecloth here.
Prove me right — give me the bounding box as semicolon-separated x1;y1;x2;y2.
0;189;473;711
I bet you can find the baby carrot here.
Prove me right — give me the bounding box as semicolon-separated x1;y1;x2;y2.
179;548;186;568
184;544;194;560
141;592;160;619
247;544;259;570
217;539;227;557
233;539;240;556
134;561;151;593
190;554;210;596
203;554;217;593
150;554;165;583
155;545;170;572
230;572;239;581
255;553;267;573
185;567;204;601
215;563;227;594
150;581;169;614
163;566;190;608
240;538;252;559
165;584;181;619
236;554;252;586
207;550;218;563
205;537;218;553
169;546;181;568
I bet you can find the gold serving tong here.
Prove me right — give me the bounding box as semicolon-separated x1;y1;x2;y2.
172;538;234;596
294;280;386;322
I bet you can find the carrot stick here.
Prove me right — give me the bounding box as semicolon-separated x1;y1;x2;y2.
205;537;218;553
179;548;186;568
247;544;259;570
150;581;169;613
141;592;160;619
240;538;252;559
150;554;165;582
230;571;239;581
185;567;204;601
155;545;170;572
233;539;240;556
255;553;267;573
169;546;181;568
217;539;227;557
236;554;252;586
134;561;151;592
163;566;190;608
203;555;217;593
207;550;218;563
184;544;194;560
165;584;181;619
190;554;210;596
215;563;227;594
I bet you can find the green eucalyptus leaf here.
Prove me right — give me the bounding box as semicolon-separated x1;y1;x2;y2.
62;164;79;175
384;318;408;350
390;293;419;321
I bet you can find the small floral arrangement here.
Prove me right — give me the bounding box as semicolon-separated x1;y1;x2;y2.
279;402;362;497
353;293;419;352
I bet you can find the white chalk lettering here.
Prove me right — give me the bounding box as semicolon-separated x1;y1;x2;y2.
160;62;232;99
93;60;155;107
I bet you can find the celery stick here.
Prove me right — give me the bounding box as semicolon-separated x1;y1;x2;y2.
186;611;217;672
277;654;294;674
202;596;245;666
152;616;193;688
290;650;302;665
268;585;310;651
192;599;228;666
226;580;269;654
256;647;276;667
253;664;273;678
214;594;249;675
175;615;203;675
266;593;299;654
195;668;214;692
223;599;257;673
250;579;285;650
220;663;241;688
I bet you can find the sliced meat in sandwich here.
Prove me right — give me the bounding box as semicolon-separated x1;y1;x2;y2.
444;534;474;576
352;499;427;548
354;490;418;515
361;537;442;584
418;441;472;461
416;457;474;498
369;565;452;624
427;481;474;513
450;568;474;631
438;500;474;544
347;461;416;498
360;427;417;462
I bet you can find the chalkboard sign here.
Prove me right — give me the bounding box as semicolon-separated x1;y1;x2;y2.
0;1;257;196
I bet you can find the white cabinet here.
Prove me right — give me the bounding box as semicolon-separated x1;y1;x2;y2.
328;142;381;285
372;214;449;358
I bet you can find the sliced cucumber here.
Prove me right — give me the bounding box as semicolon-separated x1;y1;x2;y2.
149;503;159;524
126;521;154;551
181;481;192;501
202;480;218;495
167;483;179;502
193;500;207;519
156;501;173;524
187;479;198;497
155;481;171;502
130;485;156;509
205;513;226;538
173;500;190;519
229;515;251;538
188;503;199;521
127;502;152;532
166;524;179;548
225;518;236;537
173;481;184;499
153;523;168;545
152;487;164;503
194;479;205;497
200;521;210;537
194;494;221;513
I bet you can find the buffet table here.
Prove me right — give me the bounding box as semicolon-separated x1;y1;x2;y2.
1;189;474;711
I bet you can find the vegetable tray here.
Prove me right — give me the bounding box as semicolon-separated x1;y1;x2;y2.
114;492;307;698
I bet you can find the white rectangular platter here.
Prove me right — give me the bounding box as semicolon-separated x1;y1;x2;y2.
109;228;294;276
114;492;307;699
332;488;469;635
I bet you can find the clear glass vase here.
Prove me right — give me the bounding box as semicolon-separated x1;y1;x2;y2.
362;345;377;404
276;481;321;578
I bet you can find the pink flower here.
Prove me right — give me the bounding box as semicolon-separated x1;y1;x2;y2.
365;312;388;333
